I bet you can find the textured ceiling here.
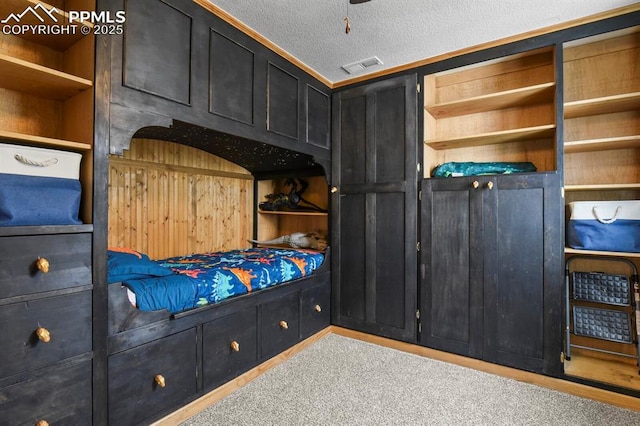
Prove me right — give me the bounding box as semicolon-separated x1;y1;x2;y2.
207;0;639;85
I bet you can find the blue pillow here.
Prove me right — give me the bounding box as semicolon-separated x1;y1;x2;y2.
107;248;174;284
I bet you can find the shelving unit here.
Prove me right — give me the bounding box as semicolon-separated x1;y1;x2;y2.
0;0;95;223
256;176;328;246
562;25;640;390
423;46;557;176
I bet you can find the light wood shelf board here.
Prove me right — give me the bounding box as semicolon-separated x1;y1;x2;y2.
565;248;640;258
564;135;640;153
426;82;555;118
0;129;91;151
564;183;640;191
564;351;640;392
0;53;92;100
0;0;93;51
564;92;640;119
425;124;555;150
258;210;328;216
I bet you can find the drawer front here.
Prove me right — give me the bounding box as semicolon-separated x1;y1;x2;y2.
0;360;92;426
0;291;92;379
300;282;331;339
261;292;300;359
203;307;257;390
109;328;198;426
0;233;92;298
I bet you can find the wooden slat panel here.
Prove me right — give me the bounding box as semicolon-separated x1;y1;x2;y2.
108;139;253;259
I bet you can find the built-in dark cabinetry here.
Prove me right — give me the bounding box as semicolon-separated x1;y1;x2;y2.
331;74;418;342
104;0;330;161
420;174;563;374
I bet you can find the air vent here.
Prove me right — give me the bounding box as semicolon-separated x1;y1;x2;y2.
341;56;383;74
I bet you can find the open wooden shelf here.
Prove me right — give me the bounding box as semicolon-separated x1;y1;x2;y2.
425;124;555;150
426;82;555;119
564;183;640;192
0;0;93;51
0;53;92;100
0;129;92;151
259;210;328;216
564;135;640;153
565;248;640;258
564;92;640;119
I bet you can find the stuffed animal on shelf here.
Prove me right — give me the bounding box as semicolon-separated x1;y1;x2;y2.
248;231;327;251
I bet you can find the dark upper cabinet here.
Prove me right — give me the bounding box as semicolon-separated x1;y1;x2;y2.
331;74;418;342
420;173;563;375
208;29;255;125
105;0;330;160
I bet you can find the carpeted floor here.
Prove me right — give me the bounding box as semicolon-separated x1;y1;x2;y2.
181;334;640;425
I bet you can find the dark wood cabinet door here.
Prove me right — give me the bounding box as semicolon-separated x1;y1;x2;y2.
420;177;484;358
420;174;563;374
331;74;418;342
482;174;563;375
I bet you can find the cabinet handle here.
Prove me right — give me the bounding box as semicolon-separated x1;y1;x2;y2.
154;374;166;388
36;257;50;273
472;181;479;189
314;304;322;313
230;341;240;352
36;327;51;343
35;421;49;426
279;320;289;330
487;181;494;190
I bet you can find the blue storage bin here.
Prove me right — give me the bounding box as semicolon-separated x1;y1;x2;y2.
567;200;640;253
0;173;82;226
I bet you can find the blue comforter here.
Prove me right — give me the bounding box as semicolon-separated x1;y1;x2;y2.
123;248;325;313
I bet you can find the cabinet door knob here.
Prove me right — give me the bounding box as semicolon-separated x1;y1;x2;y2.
472;181;479;189
36;327;51;343
331;186;338;193
35;421;49;426
36;257;50;273
279;320;289;330
314;304;322;313
155;374;166;388
230;341;240;352
487;181;494;190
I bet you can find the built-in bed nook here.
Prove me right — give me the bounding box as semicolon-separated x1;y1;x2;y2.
105;124;331;425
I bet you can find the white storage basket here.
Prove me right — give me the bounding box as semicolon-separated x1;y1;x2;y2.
0;143;81;180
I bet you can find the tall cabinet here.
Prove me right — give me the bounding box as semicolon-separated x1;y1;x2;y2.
331;74;419;342
562;25;640;388
419;46;564;375
0;0;98;423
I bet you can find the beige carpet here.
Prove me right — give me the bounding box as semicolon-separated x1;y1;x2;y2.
182;334;640;425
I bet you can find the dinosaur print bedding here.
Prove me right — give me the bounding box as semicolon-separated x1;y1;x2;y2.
121;248;325;313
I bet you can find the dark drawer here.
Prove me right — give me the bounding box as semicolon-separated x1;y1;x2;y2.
0;291;92;379
0;233;92;298
0;360;92;426
261;292;300;359
203;307;257;390
109;328;198;426
300;282;331;339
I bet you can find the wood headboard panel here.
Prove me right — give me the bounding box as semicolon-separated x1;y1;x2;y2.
108;138;253;259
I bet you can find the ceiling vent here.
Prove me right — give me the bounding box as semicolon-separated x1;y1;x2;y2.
341;56;383;74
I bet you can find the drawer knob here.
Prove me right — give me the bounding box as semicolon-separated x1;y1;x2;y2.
472;181;479;189
279;320;289;330
155;374;166;388
36;257;50;273
487;181;494;190
35;421;49;426
314;304;322;313
230;341;240;352
36;327;51;343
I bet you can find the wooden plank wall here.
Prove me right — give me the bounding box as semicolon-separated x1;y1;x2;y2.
108;138;253;259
